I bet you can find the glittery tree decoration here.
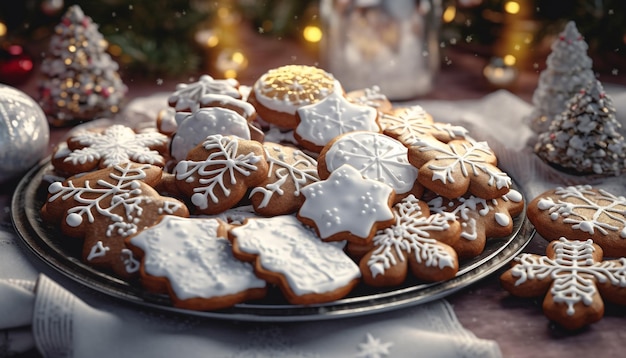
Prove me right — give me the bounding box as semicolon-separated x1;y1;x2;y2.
38;5;127;127
534;79;626;176
525;22;596;133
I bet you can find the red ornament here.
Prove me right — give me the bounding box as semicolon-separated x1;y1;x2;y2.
550;133;556;141
0;45;34;86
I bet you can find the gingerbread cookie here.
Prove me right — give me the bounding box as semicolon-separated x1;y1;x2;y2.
297;163;395;245
356;195;460;286
127;215;267;310
199;94;265;142
318;131;422;201
408;137;511;200
168;75;241;112
41;163;189;279
379;106;470;145
500;237;626;330
52;124;169;176
228;215;361;305
345;85;393;113
174;135;268;215
247;65;339;129
527;185;626;257
294;91;380;152
427;189;525;259
249;143;319;216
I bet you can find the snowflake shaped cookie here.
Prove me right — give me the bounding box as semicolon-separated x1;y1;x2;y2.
228;215;361;305
127;216;266;310
427;189;525;259
318;131;421;198
356;195;460;286
168;75;241;112
174;135;268;215
528;185;626;257
500;237;626;330
54;124;169;175
41;163;189;278
298;164;396;244
294;91;379;152
408;137;512;200
249;143;319;216
379;106;470;145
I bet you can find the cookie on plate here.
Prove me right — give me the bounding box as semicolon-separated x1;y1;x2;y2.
127;215;267;310
345;85;393;113
168;74;242;112
527;185;626;257
228;215;361;305
379;106;470;145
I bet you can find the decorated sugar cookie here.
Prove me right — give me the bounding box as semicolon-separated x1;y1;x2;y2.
527;185;626;257
41;163;189;279
294;91;380;152
52;124;169;176
127;216;267;310
247;65;339;129
500;237;626;330
168;75;241;112
427;189;525;259
379;106;470;145
318;131;421;200
174;135;268;215
297;164;395;245
356;195;461;286
249;143;319;216
345;85;393;113
228;215;361;305
408;137;511;200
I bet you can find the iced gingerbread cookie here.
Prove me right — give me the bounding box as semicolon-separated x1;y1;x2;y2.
52;124;169;176
500;237;626;330
294;91;380;152
427;189;525;259
297;164;395;245
168;74;241;112
170;107;251;162
355;195;460;286
174;135;268;215
318;131;422;201
41;163;189;279
408;137;512;200
379;106;470;145
345;86;393;113
247;65;339;129
228;215;361;305
249;143;319;216
527;185;626;257
127;216;267;310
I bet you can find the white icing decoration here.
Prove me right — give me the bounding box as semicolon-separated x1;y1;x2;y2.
295;91;379;147
87;241;110;261
169;75;241;112
510;238;626;316
249;144;319;209
199;93;256;120
130;216;265;300
323;132;417;194
348;86;389;108
536;185;626;238
380;106;469;144
367;195;457;278
299;164;394;240
495;212;510;226
171;107;251;162
120;248;140;273
356;333;394;358
174;135;262;209
64;125;168;167
229;215;360;296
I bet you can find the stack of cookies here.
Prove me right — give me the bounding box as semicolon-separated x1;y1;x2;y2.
41;65;525;311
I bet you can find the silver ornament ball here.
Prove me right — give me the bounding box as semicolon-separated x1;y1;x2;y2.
0;84;49;182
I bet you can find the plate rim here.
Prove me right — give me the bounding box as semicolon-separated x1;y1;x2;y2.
11;159;534;322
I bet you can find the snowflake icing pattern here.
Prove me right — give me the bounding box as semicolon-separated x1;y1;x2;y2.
380;106;469;145
168;75;241;111
175;135;263;209
66;124;168;168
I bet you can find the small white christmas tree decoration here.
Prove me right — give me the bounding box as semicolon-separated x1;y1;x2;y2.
526;21;596;133
534;79;626;176
38;5;127;126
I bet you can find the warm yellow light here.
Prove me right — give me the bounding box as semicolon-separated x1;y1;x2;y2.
206;35;219;48
303;25;323;43
503;54;516;66
442;5;456;23
231;51;245;64
0;22;6;37
108;44;122;56
504;1;520;14
224;69;237;79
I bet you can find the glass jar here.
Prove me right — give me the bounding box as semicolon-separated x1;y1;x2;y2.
320;0;442;100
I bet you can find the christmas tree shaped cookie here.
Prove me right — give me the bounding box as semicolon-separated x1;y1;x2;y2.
39;5;127;126
534;80;626;176
526;21;595;133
